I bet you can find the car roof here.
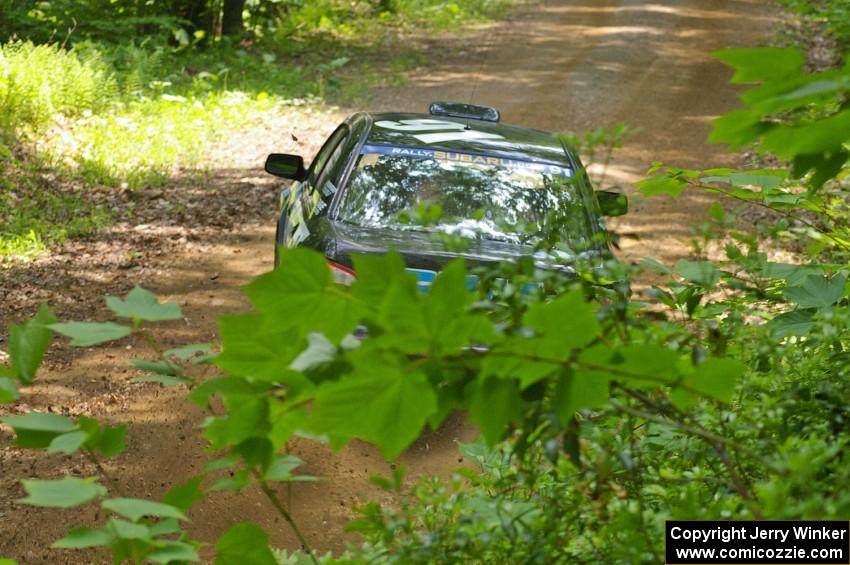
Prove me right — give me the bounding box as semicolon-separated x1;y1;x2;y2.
364;112;573;167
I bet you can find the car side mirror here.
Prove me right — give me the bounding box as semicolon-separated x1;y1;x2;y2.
596;190;628;217
265;153;307;181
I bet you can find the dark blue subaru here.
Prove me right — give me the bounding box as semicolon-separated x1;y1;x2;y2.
264;102;627;288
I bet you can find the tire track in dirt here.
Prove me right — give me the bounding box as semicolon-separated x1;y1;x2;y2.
1;0;775;560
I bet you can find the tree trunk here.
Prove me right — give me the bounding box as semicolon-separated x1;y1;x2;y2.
221;0;246;37
178;0;213;41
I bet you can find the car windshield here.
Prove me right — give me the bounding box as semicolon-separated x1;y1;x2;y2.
337;145;595;248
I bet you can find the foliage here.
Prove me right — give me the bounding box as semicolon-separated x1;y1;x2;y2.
0;41;116;139
1;0;515;46
272;0;515;40
0;155;110;262
52;89;288;188
0;0;190;45
0;0;520;262
710;47;850;189
2;37;850;565
555;122;639;189
782;0;850;50
641;46;850;260
268;45;849;565
0;38;312;186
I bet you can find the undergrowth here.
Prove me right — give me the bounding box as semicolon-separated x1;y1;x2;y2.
0;41;116;137
781;0;850;55
0;1;522;262
0;156;109;264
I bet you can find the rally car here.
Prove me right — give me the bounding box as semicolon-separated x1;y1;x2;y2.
264;102;627;286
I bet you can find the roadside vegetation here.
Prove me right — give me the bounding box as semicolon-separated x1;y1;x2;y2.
4;32;850;565
782;0;850;52
2;1;850;564
0;0;515;262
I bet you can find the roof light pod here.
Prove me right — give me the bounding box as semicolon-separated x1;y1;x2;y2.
429;101;500;123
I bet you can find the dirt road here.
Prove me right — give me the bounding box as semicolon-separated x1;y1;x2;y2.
1;0;773;560
372;0;774;265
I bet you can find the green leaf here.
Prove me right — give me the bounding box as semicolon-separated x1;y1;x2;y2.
713;47;804;83
639;257;671;275
709;108;768;149
264;455;316;482
205;454;239;472
94;424;127;458
423;259;472;339
481;340;558;388
164;343;212;361
1;412;75;448
369;465;406;491
18;477;106;508
148;541;200;564
215;523;276;565
204;398;269;449
214;314;309;389
636;174;687;198
768;309;816;337
759;262;821;285
8;304;56;383
783;272;848;309
52;527;112;548
553;369;610;423
101;498;186;522
675;260;721;287
0;377;19;403
700;170;786;190
267;400;310;450
0;559;17;565
619;344;680;383
188;376;272;409
437;313;498;355
130;359;180;375
762;109;850;160
132;374;190;387
524;289;599;351
209;470;250;492
47;430;88;454
245;248;364;341
469;377;521;445
163;476;205;513
580;343;680;388
105;286;182;322
373;274;429;353
312;357;437;459
351;249;410;304
149;518;181;536
235;437;273;468
683;357;745;403
105;517;151;540
49;322;131;347
794;149;850;188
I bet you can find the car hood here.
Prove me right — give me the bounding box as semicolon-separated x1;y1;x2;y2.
327;221;580;273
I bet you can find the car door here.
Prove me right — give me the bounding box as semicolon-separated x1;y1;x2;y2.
276;124;350;253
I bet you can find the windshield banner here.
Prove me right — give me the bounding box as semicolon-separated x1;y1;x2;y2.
359;144;572;176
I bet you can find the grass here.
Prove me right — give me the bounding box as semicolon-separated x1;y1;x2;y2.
0;155;110;264
51;90;287;189
0;41;116;137
0;0;522;262
781;0;850;53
